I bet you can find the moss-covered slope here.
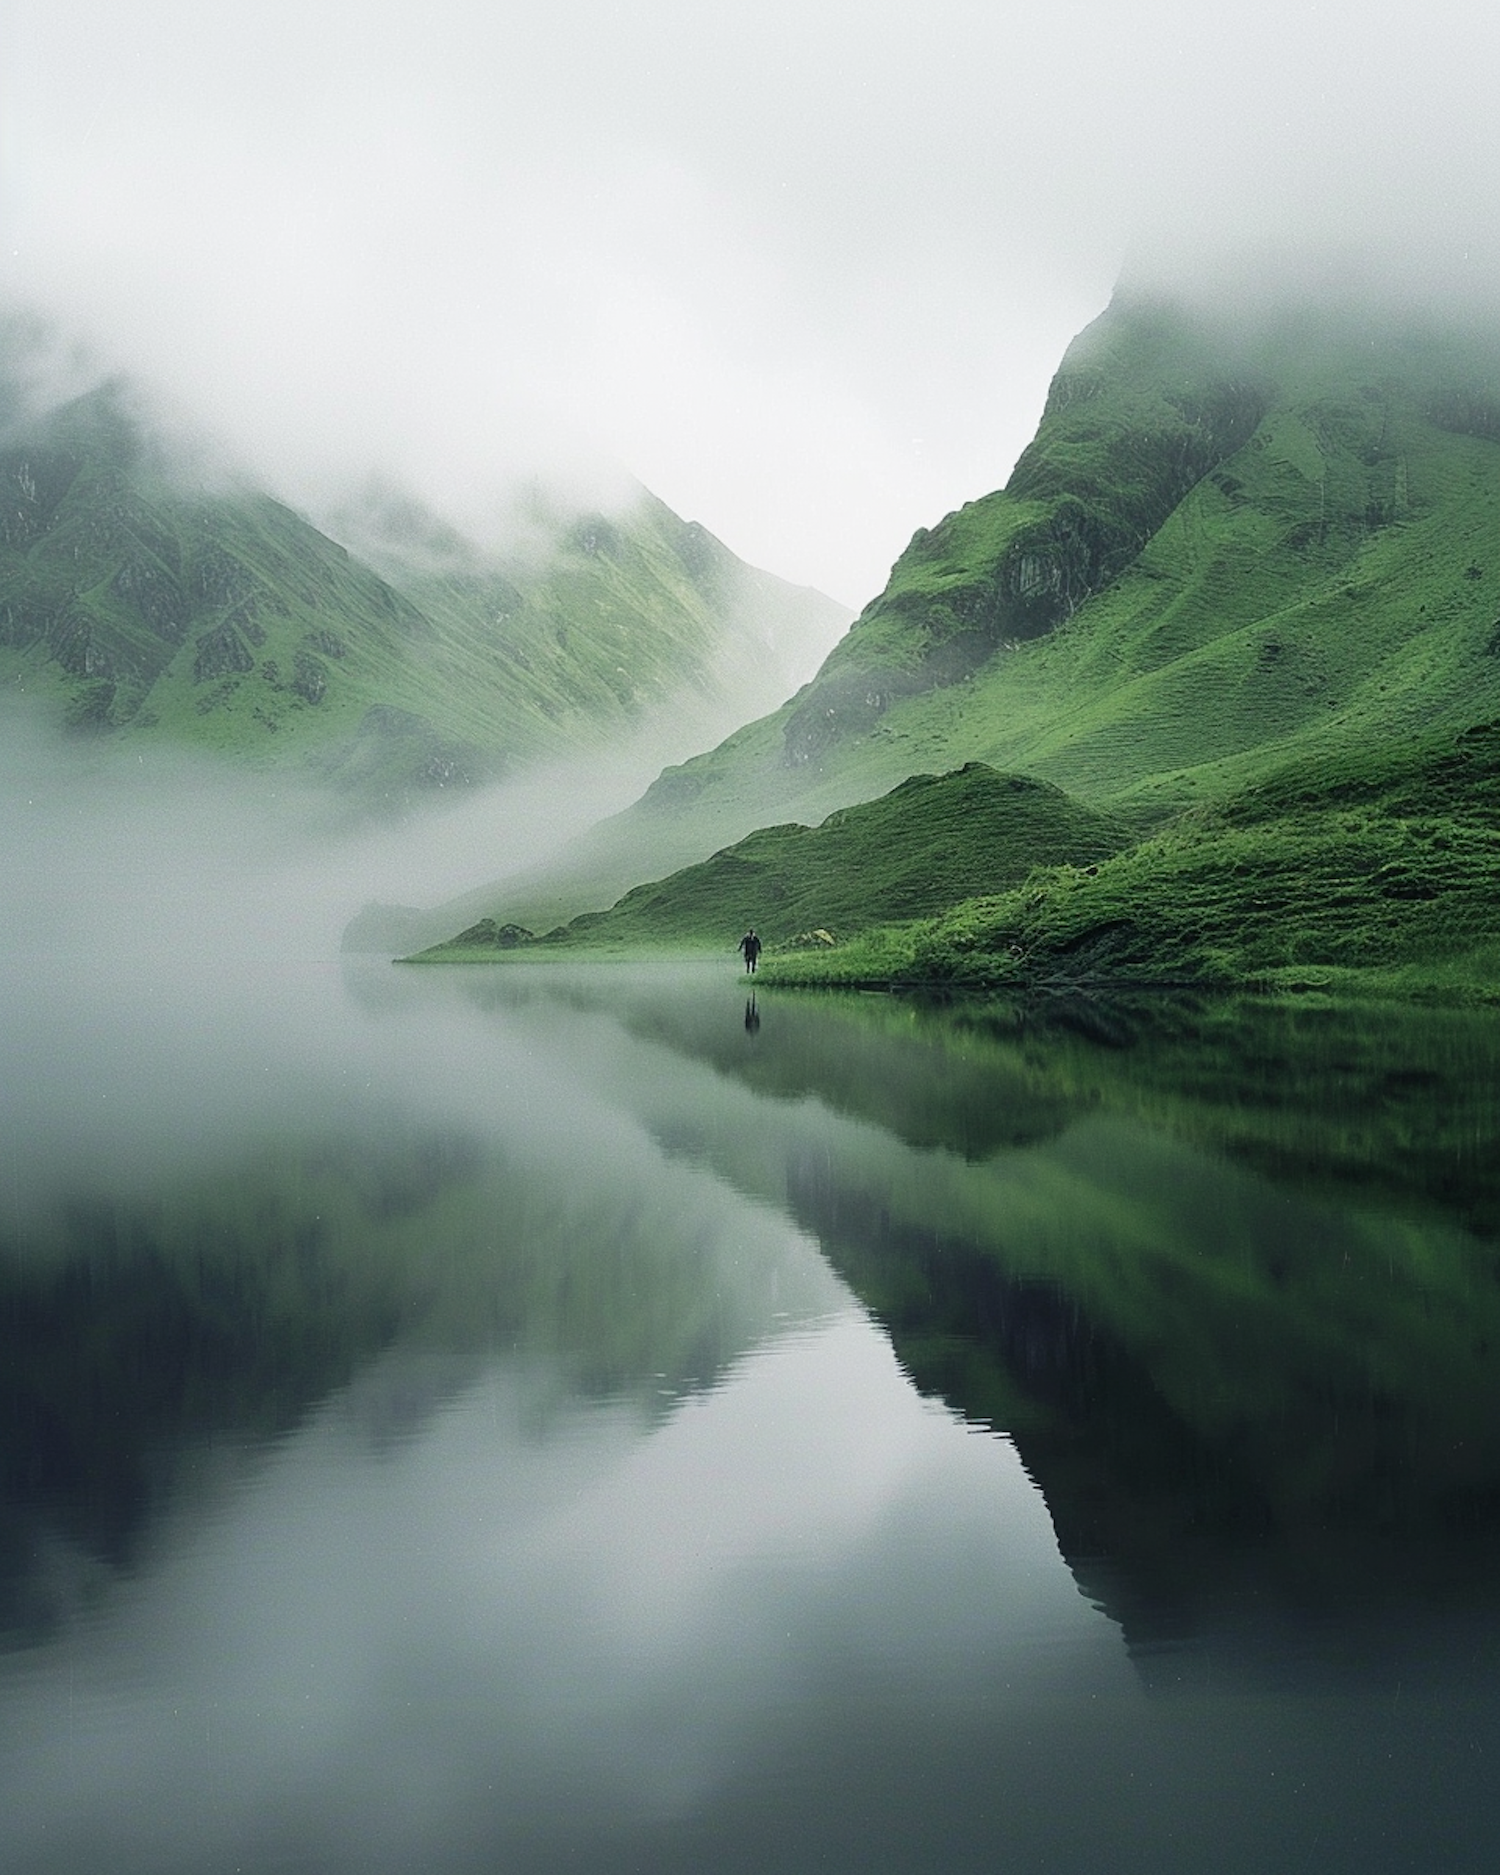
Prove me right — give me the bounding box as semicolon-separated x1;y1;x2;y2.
413;761;1132;956
0;368;846;809
662;296;1500;822
766;719;1500;992
428;292;1500;937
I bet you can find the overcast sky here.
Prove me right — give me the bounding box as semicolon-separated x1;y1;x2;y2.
3;1;1498;606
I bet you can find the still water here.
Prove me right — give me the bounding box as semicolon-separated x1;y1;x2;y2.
3;955;1500;1872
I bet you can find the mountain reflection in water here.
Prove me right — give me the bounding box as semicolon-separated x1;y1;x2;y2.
3;956;1500;1873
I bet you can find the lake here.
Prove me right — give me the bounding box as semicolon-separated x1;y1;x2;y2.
3;953;1500;1873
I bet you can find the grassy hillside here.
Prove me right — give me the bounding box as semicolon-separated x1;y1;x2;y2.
326;480;847;764
412;762;1132;956
421;293;1500;938
0;362;846;810
657;296;1500;824
764;719;1500;994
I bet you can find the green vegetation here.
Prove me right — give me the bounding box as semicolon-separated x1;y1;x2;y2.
763;720;1500;993
422;293;1500;951
777;299;1268;766
0;359;845;810
675;296;1500;825
410;761;1131;957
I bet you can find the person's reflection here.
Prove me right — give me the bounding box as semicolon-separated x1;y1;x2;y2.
744;991;760;1034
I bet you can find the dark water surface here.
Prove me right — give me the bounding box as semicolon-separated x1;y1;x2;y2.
3;956;1500;1872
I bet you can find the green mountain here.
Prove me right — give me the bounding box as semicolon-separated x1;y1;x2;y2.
0;352;847;811
415;761;1131;956
653;293;1500;819
410;290;1500;948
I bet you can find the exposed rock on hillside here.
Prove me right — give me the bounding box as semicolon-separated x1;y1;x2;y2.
0;350;850;811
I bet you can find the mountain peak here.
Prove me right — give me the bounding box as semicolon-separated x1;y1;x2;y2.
0;355;850;812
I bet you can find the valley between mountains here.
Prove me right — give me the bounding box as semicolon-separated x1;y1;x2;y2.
404;290;1500;997
8;289;1500;998
0;336;847;817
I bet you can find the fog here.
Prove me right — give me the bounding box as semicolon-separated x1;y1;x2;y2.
4;2;1500;957
5;1;1497;605
0;701;712;961
9;13;1500;1852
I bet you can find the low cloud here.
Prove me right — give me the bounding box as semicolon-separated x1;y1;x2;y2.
3;2;1498;603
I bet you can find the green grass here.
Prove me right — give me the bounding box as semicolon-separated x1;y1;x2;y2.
761;720;1500;994
413;761;1132;957
761;309;1500;828
0;370;845;810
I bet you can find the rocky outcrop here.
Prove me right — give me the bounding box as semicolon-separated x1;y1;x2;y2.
445;918;536;949
780;308;1270;766
192;616;264;682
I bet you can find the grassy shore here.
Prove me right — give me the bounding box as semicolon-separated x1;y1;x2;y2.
759;724;1500;999
410;720;1500;1003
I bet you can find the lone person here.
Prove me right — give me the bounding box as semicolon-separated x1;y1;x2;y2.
738;927;762;974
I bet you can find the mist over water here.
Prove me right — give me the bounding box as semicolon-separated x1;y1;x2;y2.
4;953;1500;1869
0;688;782;962
6;816;1500;1872
8;5;1500;1861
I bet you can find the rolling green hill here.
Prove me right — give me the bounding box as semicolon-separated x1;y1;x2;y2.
765;719;1500;994
415;291;1500;945
0;355;846;811
413;762;1132;956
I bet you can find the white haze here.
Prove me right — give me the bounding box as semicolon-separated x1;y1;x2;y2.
5;1;1498;605
3;1;1499;953
0;703;714;960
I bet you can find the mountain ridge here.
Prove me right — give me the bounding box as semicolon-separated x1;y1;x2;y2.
0;348;849;814
399;289;1500;953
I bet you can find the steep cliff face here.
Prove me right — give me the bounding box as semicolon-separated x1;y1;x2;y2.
424;288;1500;941
780;302;1270;764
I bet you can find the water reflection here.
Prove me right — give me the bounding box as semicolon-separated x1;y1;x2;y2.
398;968;1500;1657
0;957;845;1656
5;957;1500;1871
